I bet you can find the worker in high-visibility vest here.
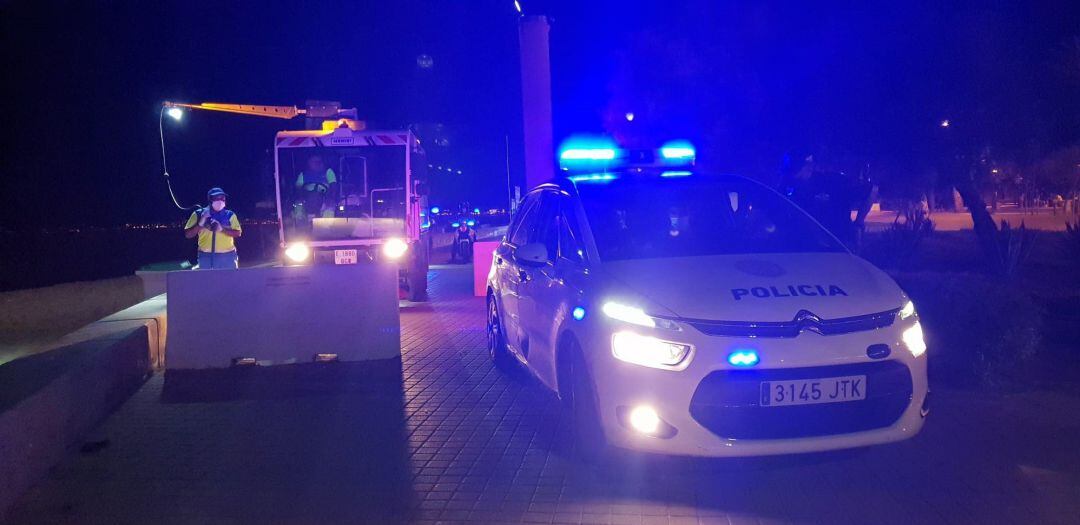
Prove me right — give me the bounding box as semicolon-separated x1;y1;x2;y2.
294;155;337;220
184;187;242;269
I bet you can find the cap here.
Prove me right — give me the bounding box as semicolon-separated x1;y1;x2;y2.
207;187;228;199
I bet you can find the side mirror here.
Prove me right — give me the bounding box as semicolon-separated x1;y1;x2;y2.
515;242;549;267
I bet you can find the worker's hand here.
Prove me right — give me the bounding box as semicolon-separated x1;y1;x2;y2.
198;208;210;226
209;219;223;232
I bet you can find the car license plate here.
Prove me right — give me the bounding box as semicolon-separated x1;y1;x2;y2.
760;375;866;407
333;249;358;265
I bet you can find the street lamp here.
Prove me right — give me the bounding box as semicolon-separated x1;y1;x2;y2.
166;107;184;121
940;119;950;128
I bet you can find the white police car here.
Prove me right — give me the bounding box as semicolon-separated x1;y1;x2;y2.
485;145;928;457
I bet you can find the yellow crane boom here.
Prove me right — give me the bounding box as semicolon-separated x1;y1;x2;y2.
162;102;304;119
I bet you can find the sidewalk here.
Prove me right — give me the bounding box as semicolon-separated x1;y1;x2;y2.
6;266;1080;524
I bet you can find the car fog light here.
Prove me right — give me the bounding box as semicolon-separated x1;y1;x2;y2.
903;322;927;357
628;406;661;435
284;242;310;263
383;238;409;259
612;331;690;369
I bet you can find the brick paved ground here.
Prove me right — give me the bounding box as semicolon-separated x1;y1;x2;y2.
6;265;1080;524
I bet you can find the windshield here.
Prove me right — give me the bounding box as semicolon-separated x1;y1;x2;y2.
576;175;844;261
277;145;407;242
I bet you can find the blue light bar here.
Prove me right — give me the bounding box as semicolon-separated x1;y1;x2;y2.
466;219;476;227
727;350;759;367
431;206;440;214
452;222;460;228
660;143;695;160
660;170;693;178
560;148;617;160
567;173;618;183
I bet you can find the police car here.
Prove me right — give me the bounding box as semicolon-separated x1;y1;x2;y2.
484;141;928;457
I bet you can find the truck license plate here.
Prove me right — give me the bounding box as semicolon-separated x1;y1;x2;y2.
760;375;866;407
334;249;358;265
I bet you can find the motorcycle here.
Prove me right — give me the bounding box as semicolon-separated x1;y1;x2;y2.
451;235;473;264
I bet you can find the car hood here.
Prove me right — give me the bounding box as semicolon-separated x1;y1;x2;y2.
599;253;906;322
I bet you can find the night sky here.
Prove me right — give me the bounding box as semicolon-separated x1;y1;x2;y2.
2;0;1078;228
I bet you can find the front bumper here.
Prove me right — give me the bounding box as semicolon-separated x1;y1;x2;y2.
580;322;929;457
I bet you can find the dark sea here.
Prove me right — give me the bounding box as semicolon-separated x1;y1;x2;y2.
0;223;281;292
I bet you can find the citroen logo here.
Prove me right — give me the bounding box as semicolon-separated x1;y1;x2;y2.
794;310;824;334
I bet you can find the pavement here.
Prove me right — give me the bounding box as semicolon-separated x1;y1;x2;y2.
5;265;1080;524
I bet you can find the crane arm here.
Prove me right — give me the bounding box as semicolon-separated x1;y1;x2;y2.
163;102;305;120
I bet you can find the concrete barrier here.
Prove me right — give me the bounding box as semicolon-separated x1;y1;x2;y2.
473;241;500;297
0;326;152;521
166;263;400;369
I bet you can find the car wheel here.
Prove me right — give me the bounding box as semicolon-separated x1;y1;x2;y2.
487;298;514;372
561;340;608;460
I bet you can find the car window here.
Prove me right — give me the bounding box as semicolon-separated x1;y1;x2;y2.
508;193;540;246
576;176;844;261
558;199;585;263
526;192;560;261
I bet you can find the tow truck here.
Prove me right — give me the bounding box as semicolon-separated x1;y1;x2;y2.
162;101;430;300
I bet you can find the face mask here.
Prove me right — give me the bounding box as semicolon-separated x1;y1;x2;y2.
211;201;226;212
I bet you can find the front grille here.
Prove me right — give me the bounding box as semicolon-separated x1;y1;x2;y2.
689;361;913;440
678;309;898;338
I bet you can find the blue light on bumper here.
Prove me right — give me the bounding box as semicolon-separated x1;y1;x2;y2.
727;350;759;367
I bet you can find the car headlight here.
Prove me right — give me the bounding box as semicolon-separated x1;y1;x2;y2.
899;300;916;320
902;322;927;357
612;331;691;369
284;242;310;263
602;301;679;330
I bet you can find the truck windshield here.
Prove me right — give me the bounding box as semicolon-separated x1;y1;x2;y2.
277;145;407;242
576;175;845;261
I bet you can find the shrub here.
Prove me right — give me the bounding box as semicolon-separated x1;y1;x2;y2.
979;220;1037;278
861;213;934;269
894;272;1042;387
1065;220;1080;261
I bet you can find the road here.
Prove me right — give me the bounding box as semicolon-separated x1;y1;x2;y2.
6;265;1079;524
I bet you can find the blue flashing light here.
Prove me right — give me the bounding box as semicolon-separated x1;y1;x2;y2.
473;207;480;214
661;170;693;178
431;206;441;214
452;222;461;228
727;350;759;367
561;148;617;161
559;136;621;170
421;221;431;229
659;140;696;160
572;306;586;321
567;173;618;184
466;219;476;227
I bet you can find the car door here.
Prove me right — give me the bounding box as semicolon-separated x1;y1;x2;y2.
519;193;587;390
494;193;540;357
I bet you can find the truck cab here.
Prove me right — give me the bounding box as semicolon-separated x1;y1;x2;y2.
274;124;430;300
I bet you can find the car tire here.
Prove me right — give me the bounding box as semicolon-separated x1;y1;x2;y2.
561;340;609;460
487;297;515;372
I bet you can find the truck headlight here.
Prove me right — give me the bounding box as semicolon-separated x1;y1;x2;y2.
903;322;927;357
612;331;691;369
284;242;310;263
382;238;408;259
